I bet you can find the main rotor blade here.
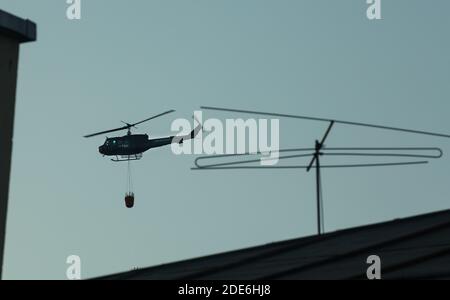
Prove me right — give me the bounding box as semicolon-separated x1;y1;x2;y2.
83;125;130;138
83;110;175;138
131;110;176;127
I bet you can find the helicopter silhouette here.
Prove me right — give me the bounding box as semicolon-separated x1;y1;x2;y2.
84;110;201;162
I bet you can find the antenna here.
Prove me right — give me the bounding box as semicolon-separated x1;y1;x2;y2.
193;107;448;236
306;121;334;235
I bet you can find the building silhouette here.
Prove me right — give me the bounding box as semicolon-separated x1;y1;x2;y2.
0;9;36;279
99;209;450;280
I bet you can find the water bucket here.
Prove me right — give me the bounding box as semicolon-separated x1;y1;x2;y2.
125;193;135;208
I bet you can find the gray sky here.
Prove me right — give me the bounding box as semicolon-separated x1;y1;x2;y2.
2;0;450;279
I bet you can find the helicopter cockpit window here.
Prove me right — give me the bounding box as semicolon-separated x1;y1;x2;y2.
105;139;117;146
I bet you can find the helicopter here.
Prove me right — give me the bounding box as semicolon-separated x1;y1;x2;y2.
84;110;201;208
84;110;202;162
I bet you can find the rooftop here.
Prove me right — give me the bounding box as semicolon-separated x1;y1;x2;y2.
0;9;36;43
99;209;450;280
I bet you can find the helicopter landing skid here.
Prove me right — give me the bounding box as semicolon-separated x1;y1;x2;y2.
111;153;143;162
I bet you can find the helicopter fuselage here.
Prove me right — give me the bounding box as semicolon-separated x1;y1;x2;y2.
99;134;173;156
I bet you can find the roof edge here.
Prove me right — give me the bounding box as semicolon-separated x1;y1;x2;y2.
0;9;37;43
94;208;450;280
